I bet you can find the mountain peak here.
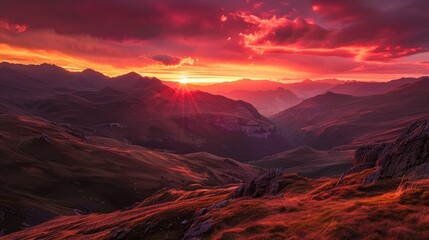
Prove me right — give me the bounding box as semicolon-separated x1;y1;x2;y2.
81;68;107;79
109;71;165;91
82;68;99;74
39;63;67;71
117;71;142;79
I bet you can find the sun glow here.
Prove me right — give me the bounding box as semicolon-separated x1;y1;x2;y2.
179;76;189;84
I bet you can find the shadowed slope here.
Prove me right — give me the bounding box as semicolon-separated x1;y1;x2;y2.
250;146;354;178
0;114;262;235
272;78;429;150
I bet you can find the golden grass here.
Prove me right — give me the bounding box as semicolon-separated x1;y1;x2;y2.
209;176;429;240
4;169;429;240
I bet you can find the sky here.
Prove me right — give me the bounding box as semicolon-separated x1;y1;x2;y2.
0;0;429;83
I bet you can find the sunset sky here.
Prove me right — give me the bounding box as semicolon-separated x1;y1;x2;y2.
1;0;429;83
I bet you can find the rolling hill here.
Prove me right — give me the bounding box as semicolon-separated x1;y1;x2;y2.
5;167;429;240
249;146;354;178
5;120;429;239
0;114;262;235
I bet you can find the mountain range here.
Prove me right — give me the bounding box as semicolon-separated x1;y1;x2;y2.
0;62;286;161
1;62;429;238
272;77;429;149
165;77;424;117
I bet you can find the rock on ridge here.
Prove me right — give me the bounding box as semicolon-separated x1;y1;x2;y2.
233;169;309;198
337;120;429;185
233;169;284;198
358;120;429;184
375;120;429;178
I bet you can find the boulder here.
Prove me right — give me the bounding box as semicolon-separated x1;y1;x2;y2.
234;169;284;198
363;120;429;184
234;169;309;198
352;143;387;167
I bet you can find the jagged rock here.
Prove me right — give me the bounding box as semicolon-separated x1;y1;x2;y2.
234;169;308;198
234;169;284;198
197;200;229;217
211;200;228;209
66;130;86;140
336;162;376;186
362;169;381;185
377;120;429;178
352;143;387;167
410;162;429;180
109;228;128;240
198;208;208;216
362;120;429;184
32;133;52;144
182;220;213;240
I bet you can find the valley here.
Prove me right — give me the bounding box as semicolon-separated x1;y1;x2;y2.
0;63;428;239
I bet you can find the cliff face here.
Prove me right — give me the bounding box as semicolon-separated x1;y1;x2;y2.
352;143;388;167
376;120;429;178
357;120;429;184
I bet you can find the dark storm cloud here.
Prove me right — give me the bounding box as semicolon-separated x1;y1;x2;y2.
0;0;240;40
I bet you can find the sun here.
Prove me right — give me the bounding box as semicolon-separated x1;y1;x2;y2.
179;76;189;84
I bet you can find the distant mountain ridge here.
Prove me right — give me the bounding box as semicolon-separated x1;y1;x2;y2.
272;77;429;150
224;87;302;116
165;78;345;99
329;77;422;96
165;77;427;117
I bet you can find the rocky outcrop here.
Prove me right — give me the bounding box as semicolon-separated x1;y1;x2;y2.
182;200;229;240
182;220;213;240
233;169;309;198
352;143;387;167
336;143;388;186
234;169;284;198
362;120;429;184
32;133;52;144
198;200;228;216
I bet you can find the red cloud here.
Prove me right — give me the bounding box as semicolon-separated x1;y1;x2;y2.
0;20;27;33
311;0;374;23
0;0;232;41
0;0;428;79
240;15;330;48
238;0;429;61
151;54;181;66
